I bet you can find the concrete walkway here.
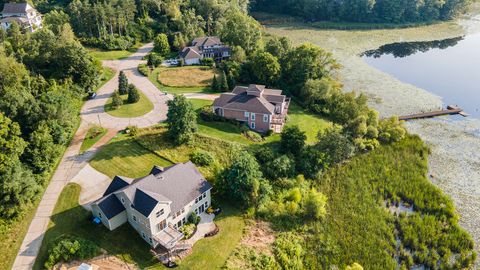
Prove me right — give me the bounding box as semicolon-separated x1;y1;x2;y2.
11;44;167;270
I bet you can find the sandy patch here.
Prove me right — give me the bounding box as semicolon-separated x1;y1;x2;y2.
240;220;275;256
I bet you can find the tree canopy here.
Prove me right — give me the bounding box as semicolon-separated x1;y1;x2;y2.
166;95;197;145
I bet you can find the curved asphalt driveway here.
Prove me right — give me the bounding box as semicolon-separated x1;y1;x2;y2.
81;43;170;129
11;43;169;270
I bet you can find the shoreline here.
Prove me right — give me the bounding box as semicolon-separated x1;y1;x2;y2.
265;10;480;260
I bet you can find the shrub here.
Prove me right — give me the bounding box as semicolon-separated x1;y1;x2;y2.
118;71;128;95
244;130;263;142
147;52;163;67
127;84;140;104
125;126;138;136
138;64;150;76
188;212;200;225
44;237;100;269
190;151;215;166
87;126;105;139
180;223;196;239
111;91;123;108
201;57;214;67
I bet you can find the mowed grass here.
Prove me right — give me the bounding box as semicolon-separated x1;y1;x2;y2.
80;126;108;153
105;91;154;118
88;49;132;61
148;68;213;94
173;205;244;270
158;66;221;87
189;99;331;145
90;133;172;178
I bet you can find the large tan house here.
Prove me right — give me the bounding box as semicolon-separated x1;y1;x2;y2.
212;84;290;133
179;36;231;65
0;3;42;32
91;162;212;249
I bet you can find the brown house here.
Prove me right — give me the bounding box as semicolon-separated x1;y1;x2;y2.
212;84;290;133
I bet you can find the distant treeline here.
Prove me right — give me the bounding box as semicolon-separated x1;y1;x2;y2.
251;0;470;23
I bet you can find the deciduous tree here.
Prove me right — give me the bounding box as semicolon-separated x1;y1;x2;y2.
166;95;197;145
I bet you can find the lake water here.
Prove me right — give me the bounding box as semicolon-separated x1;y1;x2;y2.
362;34;480;117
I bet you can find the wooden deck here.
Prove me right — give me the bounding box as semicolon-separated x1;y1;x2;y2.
399;106;468;121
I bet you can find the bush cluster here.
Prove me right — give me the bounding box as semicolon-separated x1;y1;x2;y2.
190;151;215;166
44;237;100;269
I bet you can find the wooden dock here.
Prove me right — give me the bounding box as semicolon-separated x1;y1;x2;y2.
399;105;468;121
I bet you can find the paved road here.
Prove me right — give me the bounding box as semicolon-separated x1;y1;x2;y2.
81;43;170;129
11;43;168;270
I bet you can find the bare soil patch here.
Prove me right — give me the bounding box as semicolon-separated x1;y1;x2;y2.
55;255;138;270
240;220;275;256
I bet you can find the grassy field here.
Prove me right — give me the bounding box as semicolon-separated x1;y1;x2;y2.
105;91;154;118
33;183;244;270
157;66;221;87
80;126;108;153
90;133;173;178
148;67;214;94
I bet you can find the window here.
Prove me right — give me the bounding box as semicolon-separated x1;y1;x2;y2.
203;192;206;199
263;114;269;123
133;215;137;222
182;217;186;224
245;111;250;118
195;209;198;214
176;211;181;217
142;232;146;239
157;220;166;231
121;197;125;204
177;221;182;228
251;122;255;129
195;198;199;203
181;208;185;214
98;212;102;219
149;238;153;243
156;209;164;218
251;113;255;121
204;201;208;208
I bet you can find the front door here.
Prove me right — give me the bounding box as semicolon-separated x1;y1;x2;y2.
199;205;205;213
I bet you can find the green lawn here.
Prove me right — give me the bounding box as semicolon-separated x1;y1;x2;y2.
285;102;332;143
105;91;154;118
189;99;331;145
34;183;244;270
80;126;108;153
90;133;173;178
89;49;132;61
148;68;214;95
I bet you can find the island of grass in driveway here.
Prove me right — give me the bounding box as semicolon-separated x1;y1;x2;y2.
105;91;154;118
88;49;133;61
80;126;108;153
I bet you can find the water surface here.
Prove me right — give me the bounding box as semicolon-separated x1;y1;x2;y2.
362;34;480;117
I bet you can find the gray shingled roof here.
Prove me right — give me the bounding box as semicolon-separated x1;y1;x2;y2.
114;162;211;217
192;36;221;47
103;176;133;196
213;85;286;115
180;47;201;60
1;3;31;14
97;194;125;219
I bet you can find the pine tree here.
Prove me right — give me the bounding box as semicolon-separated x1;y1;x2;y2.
118;71;128;95
220;71;229;92
227;72;236;91
127;84;140;104
211;75;219;91
112;91;123;108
